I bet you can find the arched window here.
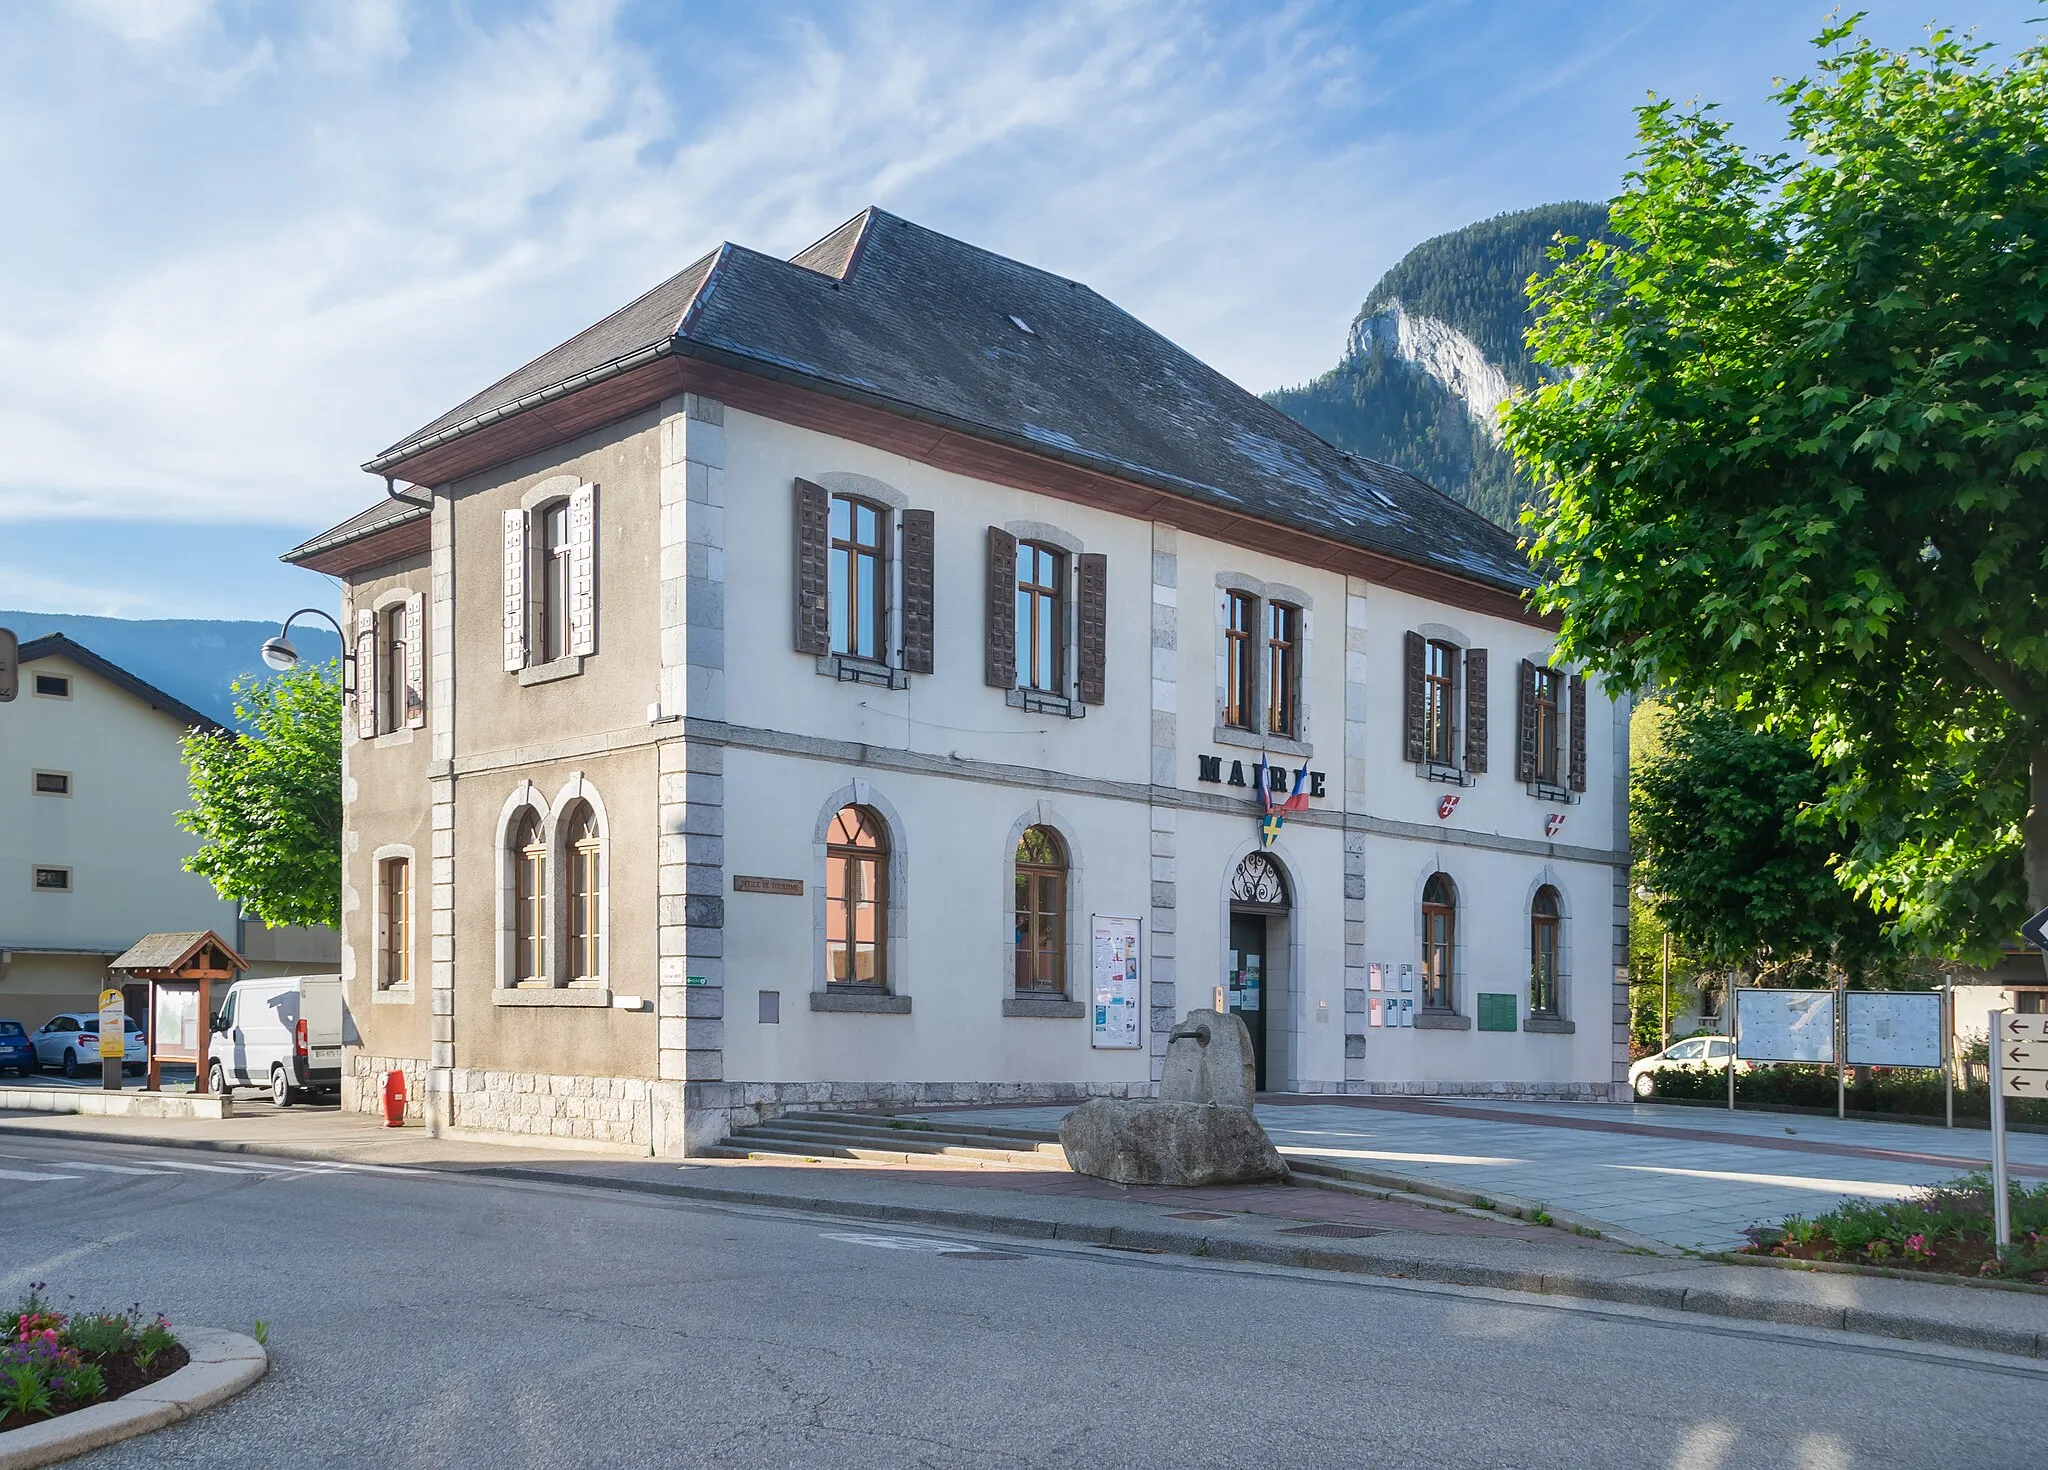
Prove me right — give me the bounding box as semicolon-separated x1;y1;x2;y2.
1421;872;1456;1011
513;810;548;985
563;802;602;985
1014;826;1067;995
1530;885;1562;1016
826;805;888;988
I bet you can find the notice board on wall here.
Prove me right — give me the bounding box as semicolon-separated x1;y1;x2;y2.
1844;991;1943;1068
1735;989;1836;1064
1091;915;1143;1050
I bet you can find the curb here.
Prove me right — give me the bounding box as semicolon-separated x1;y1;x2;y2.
0;1327;267;1470
476;1163;2048;1361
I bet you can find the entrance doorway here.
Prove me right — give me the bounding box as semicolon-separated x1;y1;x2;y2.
1227;852;1291;1093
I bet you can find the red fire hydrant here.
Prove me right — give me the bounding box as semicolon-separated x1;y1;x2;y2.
381;1069;408;1128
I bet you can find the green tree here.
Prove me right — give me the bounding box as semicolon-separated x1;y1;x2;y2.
179;663;341;929
1635;704;1895;983
1504;20;2048;963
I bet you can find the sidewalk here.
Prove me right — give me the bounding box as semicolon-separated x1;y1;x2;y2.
6;1103;2045;1361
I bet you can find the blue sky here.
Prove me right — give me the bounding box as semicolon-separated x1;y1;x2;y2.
1;0;2039;622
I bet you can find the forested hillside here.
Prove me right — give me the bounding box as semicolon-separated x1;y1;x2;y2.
1266;201;1611;527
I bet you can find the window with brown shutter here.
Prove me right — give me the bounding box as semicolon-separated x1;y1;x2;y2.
1464;649;1488;773
900;508;935;675
1077;552;1107;706
985;527;1017;688
1568;672;1587;792
1402;631;1426;763
1533;667;1562;785
792;479;831;655
829;495;887;660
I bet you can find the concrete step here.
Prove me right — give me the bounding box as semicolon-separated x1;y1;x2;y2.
750;1116;1067;1159
705;1136;1065;1170
739;1126;1055;1168
803;1110;1065;1148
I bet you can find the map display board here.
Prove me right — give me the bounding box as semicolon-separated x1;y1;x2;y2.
1844;991;1943;1068
1735;989;1836;1064
1090;915;1142;1050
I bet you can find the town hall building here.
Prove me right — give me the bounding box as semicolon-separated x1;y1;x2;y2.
287;208;1630;1153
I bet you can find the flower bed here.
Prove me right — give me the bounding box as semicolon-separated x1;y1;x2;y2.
1;1285;188;1433
1741;1173;2048;1283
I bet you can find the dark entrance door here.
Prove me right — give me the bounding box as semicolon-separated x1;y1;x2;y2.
1227;912;1268;1093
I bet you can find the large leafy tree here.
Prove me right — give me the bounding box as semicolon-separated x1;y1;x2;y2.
1635;704;1895;982
179;664;341;930
1505;20;2048;963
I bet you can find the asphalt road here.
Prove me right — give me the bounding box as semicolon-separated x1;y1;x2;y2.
1;1132;2042;1469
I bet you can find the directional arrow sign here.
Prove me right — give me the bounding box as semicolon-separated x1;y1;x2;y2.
2007;1042;2048;1071
1999;1014;2048;1044
2004;1069;2048;1098
2023;905;2048;954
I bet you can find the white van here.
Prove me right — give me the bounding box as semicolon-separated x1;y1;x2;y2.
208;976;343;1106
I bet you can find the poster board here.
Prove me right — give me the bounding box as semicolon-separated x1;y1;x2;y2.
1844;991;1943;1068
152;981;201;1062
1735;989;1836;1064
1090;915;1142;1050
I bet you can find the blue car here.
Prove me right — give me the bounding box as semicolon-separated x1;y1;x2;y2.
0;1020;32;1076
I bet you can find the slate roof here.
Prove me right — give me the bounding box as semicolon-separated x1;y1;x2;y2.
365;207;1534;596
21;634;226;734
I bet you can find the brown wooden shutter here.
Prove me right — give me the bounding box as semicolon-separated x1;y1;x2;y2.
502;508;526;671
355;608;377;740
567;483;597;657
792;479;830;655
1516;658;1539;782
404;592;426;729
985;527;1017;688
900;508;935;675
1568;672;1588;793
1402;631;1426;763
1077;552;1107;706
1463;648;1488;773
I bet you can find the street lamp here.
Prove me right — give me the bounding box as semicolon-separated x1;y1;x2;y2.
262;608;353;695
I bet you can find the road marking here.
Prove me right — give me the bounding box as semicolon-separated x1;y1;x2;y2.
1608;1164;1923;1199
1276;1145;1525;1167
820;1232;984;1253
143;1159;267;1175
56;1162;172;1176
0;1168;80;1181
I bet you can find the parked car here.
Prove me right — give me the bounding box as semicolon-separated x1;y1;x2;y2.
0;1021;33;1076
208;976;343;1106
1629;1035;1751;1098
29;1013;147;1077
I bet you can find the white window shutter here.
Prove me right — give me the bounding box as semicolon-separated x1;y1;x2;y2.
568;483;597;657
503;508;527;671
354;608;377;740
404;591;426;729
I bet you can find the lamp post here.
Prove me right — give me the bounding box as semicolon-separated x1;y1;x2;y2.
261;608;353;695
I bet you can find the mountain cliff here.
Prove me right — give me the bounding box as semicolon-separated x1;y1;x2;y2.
1266;201;1612;527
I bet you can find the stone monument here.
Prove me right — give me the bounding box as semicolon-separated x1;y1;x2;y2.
1059;1009;1287;1186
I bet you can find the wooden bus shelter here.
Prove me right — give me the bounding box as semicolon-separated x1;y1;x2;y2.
109;930;246;1093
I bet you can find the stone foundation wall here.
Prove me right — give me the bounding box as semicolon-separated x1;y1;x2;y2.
343;1052;428;1121
1341;1079;1619;1101
683;1079;1157;1155
450;1068;653;1148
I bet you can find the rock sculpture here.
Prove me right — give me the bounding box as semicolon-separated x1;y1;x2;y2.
1059;1009;1286;1187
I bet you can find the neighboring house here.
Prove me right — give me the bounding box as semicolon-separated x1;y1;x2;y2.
0;634;336;1029
288;207;1629;1152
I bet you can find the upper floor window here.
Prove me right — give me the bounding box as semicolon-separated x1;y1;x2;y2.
1424;639;1457;763
1224;591;1256;729
33;673;69;699
503;484;597;674
563;803;602;985
513;811;548;985
380;605;407;736
830;496;887;661
1421;872;1456;1010
538;500;572;664
825;805;888;988
1530;885;1561;1016
1532;667;1562;785
1014;826;1068;996
1266;602;1300;738
1016;542;1066;694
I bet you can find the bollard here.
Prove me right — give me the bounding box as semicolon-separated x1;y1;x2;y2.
382;1069;408;1128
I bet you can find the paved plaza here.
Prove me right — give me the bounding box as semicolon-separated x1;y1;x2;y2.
919;1098;2048;1251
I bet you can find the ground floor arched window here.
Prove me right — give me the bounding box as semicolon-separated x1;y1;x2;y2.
1421;872;1456;1011
1530;885;1561;1016
1013;826;1067;995
826;805;888;988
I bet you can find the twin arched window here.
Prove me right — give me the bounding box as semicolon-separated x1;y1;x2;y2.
825;805;888;987
507;796;604;989
1014;826;1067;995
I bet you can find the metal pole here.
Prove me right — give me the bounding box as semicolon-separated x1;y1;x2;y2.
1729;984;1739;1113
1836;975;1847;1121
1990;1009;2011;1255
1944;976;1954;1130
1661;932;1671;1049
